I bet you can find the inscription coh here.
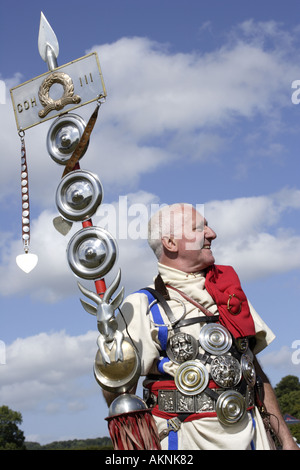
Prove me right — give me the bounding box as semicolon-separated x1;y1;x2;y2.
10;53;107;131
17;97;38;113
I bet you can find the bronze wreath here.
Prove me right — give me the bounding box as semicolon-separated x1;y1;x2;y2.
38;72;81;118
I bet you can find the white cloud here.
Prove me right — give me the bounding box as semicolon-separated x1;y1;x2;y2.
92;32;296;135
260;345;300;385
0;330;98;412
1;23;298;211
206;188;300;279
0;210;74;301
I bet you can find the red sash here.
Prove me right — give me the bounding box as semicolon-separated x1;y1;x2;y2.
205;265;256;339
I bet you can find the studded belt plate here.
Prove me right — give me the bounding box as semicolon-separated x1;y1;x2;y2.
156;387;254;421
158;388;217;414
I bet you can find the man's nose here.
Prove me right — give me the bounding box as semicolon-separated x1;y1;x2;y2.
205;226;217;240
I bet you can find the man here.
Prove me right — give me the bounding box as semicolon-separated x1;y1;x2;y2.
104;203;298;450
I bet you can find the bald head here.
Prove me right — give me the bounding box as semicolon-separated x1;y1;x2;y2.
148;203;217;272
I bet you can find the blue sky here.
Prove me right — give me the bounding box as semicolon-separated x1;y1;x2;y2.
0;0;300;445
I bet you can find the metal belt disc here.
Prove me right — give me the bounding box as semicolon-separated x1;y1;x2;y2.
199;323;232;355
166;332;198;364
175;360;209;396
216;390;246;426
241;353;256;387
210;355;242;388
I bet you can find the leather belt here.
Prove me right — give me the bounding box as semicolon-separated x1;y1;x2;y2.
145;384;255;441
157;386;254;413
144;380;255;414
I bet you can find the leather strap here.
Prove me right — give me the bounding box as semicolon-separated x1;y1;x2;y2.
166;284;215;317
154;274;171;300
150;274;219;327
143;287;177;325
175;315;219;329
62;103;100;177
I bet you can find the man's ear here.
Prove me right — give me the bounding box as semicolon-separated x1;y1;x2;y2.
161;236;178;253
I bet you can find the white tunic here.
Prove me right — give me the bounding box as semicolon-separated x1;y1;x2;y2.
117;263;276;450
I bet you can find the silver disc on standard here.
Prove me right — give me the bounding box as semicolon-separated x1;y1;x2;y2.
67;226;117;280
56;169;103;222
47;114;88;165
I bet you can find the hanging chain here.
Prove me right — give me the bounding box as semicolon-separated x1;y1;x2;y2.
18;129;31;253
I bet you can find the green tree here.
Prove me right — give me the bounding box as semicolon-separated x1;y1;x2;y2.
274;375;300;444
275;375;300;400
0;405;26;450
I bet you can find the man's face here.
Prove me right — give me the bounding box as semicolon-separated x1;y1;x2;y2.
173;207;217;272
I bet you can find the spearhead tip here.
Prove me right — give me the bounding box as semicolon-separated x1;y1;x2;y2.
38;11;59;66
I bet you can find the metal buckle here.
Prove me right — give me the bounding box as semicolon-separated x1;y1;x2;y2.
168;417;182;432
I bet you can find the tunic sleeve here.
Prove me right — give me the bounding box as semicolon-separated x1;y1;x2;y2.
117;292;161;375
248;300;276;355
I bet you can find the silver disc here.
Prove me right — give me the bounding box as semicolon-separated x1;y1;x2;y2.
67;226;117;280
166;332;198;364
175;360;209;396
216;390;246;426
47;114;88;165
199;323;232;355
241;353;256;387
56;170;103;222
210;355;242;388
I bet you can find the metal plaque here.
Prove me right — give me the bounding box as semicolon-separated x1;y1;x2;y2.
10;52;106;131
